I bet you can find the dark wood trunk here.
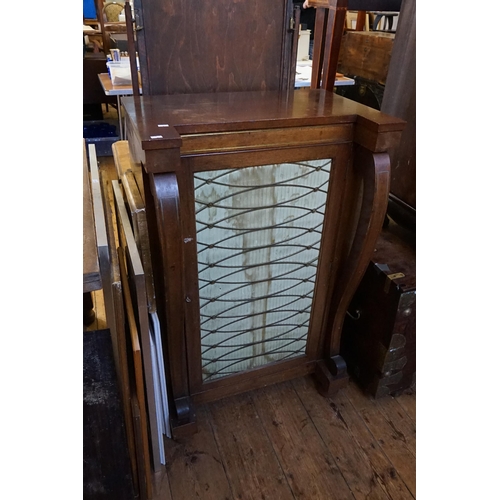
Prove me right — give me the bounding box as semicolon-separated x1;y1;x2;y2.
340;221;415;397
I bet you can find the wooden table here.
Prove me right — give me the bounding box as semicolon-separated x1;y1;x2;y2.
83;141;101;325
122;89;405;436
98;73;142;139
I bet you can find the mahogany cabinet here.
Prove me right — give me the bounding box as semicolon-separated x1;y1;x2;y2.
121;88;405;436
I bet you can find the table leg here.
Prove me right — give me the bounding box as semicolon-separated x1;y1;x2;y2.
117;94;123;140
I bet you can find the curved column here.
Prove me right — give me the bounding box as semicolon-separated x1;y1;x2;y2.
147;171;196;435
317;145;391;395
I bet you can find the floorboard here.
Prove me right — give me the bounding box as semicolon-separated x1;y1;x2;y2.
208;393;295;500
344;382;416;498
292;376;393;500
164;406;233;500
252;381;355;499
150;377;415;500
394;390;416;424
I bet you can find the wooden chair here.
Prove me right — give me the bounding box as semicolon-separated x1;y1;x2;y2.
309;0;349;91
103;1;124;22
309;0;402;91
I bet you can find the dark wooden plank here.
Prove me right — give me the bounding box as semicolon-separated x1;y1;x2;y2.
374;395;416;455
163;406;233;500
345;381;416;497
394;390;416;424
321;2;348;92
304;377;413;499
292;376;392;500
347;0;401;10
252;381;355;499
310;8;327;89
208;393;295;500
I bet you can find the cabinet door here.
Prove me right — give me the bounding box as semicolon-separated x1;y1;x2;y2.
176;142;351;403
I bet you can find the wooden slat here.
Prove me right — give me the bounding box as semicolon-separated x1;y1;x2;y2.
252;381;355;499
180;124;353;155
310;8;327;89
112;141;156;313
344;381;416;497
100;167;139;493
394;390;416;424
83;141;101;293
113;179;163;472
208;393;295;500
163;406;232;500
119;246;153;500
292;376;393;500
304;377;413;500
373;394;416;455
148;376;415;500
88;144;115;331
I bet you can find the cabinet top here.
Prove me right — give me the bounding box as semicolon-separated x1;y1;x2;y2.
121;90;405;151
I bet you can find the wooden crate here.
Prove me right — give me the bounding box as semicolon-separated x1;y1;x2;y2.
340;221;415;397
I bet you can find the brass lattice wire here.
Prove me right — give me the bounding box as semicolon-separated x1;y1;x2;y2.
194;159;332;381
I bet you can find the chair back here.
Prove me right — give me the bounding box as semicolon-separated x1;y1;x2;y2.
103;2;124;22
309;0;402;91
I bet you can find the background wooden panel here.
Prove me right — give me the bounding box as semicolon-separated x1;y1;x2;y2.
381;0;416;211
136;0;293;95
338;31;394;85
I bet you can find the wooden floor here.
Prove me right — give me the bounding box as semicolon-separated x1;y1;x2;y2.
151;378;415;500
88;286;415;500
86;125;416;500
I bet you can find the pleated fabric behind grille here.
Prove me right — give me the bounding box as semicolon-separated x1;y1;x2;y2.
194;159;333;381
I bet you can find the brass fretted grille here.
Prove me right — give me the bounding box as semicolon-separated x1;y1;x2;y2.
194;159;333;381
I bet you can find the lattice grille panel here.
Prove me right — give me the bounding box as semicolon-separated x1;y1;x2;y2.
194;159;332;381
